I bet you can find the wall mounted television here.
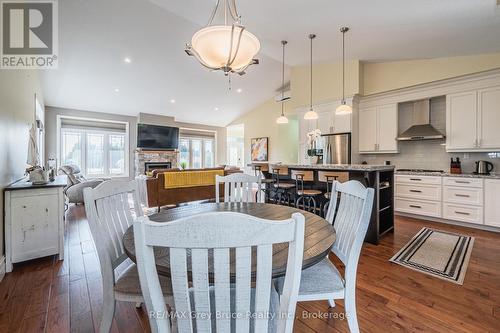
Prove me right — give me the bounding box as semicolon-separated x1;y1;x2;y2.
137;124;179;150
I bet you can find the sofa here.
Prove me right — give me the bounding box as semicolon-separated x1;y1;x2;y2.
145;167;241;209
58;165;104;204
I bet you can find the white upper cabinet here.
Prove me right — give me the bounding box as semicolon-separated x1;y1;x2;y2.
478;86;500;150
377;105;398;152
359;104;398;153
446;86;500;152
359;107;377;152
316;110;334;135
446;92;478;151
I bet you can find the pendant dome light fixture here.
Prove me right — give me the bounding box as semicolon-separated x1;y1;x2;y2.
336;27;353;115
304;34;318;120
185;0;260;76
276;40;289;124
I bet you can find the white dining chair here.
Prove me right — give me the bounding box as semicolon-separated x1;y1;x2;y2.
134;211;305;333
216;173;262;203
135;174;149;208
83;180;173;333
275;180;374;333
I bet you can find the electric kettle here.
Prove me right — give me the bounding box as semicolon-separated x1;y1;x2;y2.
474;161;494;175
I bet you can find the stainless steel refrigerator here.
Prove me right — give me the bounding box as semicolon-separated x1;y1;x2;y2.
321;133;351;164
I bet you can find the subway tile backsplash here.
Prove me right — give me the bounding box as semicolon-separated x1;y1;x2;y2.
362;140;500;173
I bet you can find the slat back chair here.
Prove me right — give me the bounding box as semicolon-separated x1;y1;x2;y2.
216;173;262;203
84;180;151;332
135;175;149;208
134;211;305;333
324;180;374;332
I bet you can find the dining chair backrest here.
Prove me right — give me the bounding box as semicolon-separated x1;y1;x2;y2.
135;175;149;208
324;180;374;274
216;173;262;203
83;180;143;276
134;211;305;333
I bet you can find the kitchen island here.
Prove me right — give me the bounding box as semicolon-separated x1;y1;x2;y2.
249;163;395;244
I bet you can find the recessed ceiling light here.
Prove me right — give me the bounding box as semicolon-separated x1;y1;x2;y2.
237;88;242;93
214;107;219;111
170;99;176;104
124;57;132;63
114;88;120;92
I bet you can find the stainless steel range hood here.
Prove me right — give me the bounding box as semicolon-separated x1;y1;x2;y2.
397;99;445;141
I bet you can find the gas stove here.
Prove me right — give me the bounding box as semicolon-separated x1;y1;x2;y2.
396;169;445;173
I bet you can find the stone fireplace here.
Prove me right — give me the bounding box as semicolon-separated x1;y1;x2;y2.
135;149;179;176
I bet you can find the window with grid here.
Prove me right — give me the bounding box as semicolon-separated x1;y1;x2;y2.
60;118;129;177
178;129;216;169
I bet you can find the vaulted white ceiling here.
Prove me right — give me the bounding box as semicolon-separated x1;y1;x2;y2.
41;0;500;126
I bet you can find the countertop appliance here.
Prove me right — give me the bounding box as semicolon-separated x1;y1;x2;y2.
474;161;494;175
321;133;351;164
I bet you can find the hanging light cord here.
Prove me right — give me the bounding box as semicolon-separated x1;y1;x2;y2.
281;41;286;116
340;27;349;105
309;34;315;111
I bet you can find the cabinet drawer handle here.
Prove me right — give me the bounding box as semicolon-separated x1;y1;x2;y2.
409;190;422;193
410;178;422;181
455;211;470;216
455;194;470;198
409;205;422;209
454;180;470;184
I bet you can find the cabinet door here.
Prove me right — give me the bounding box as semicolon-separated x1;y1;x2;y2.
377;104;398;152
485;179;500;227
358;107;378;153
478;86;500;149
446;92;477;150
11;194;59;262
333;111;351;134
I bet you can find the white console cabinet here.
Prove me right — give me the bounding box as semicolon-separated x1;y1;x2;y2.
4;176;67;272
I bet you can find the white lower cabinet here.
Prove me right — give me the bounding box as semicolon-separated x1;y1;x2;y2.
395;197;442;218
395;175;500;230
442;203;483;225
5;185;65;272
395;175;442;218
485;179;500;227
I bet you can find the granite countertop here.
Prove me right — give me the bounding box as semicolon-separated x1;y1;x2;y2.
280;164;395;171
5;175;68;191
395;171;500;179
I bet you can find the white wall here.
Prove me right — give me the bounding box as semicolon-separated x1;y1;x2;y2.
0;71;44;262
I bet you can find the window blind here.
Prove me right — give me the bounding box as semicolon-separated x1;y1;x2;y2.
179;128;216;139
60;118;126;132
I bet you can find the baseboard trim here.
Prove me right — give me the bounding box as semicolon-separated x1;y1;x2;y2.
395;212;500;233
0;256;5;282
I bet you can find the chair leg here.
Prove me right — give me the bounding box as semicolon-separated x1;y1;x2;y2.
328;299;335;308
345;296;360;333
100;297;116;333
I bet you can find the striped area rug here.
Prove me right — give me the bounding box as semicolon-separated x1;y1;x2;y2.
389;227;474;285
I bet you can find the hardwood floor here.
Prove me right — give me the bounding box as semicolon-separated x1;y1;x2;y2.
1;205;499;332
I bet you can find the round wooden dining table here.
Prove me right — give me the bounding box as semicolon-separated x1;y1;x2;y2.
123;202;336;279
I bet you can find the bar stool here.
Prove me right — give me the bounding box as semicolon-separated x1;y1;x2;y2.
253;164;274;203
291;170;322;214
319;171;349;216
270;165;295;206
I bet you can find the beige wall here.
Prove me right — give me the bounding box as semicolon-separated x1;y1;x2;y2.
230;99;298;170
290;60;361;108
363;53;500;95
0;71;44;261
